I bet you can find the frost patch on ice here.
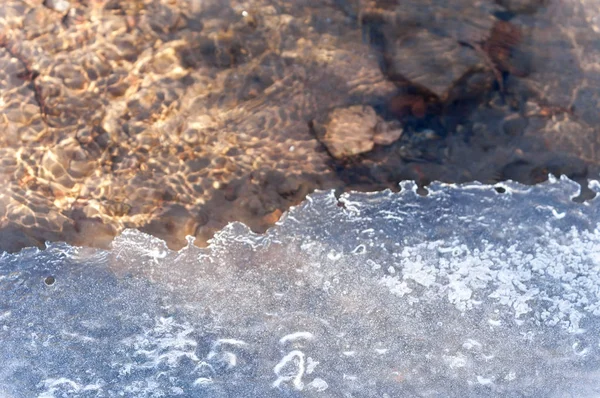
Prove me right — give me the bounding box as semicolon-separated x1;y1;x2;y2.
273;350;305;390
378;229;600;331
122;317;199;368
279;331;314;345
39;378;102;398
307;377;328;391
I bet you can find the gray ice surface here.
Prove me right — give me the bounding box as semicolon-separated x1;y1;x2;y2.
2;177;600;397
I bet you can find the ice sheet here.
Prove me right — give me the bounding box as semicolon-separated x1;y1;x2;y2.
2;176;600;397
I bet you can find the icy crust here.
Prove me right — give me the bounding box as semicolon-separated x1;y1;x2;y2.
2;177;600;397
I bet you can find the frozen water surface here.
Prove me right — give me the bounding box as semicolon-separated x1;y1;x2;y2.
2;177;600;397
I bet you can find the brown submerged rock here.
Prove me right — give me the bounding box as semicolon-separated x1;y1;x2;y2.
386;29;487;100
312;106;378;159
43;0;71;13
312;105;403;159
362;0;526;100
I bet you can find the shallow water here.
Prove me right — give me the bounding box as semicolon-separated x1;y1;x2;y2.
2;177;600;397
1;0;600;251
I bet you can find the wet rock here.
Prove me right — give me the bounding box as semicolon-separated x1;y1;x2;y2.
312;106;379;159
484;20;528;77
43;0;70;13
374;120;404;145
178;14;268;69
502;114;528;136
312;106;403;159
262;208;283;224
392;0;500;43
139;204;197;249
23;7;57;39
0;225;44;252
70;218;116;249
364;0;528;101
143;3;183;35
506;0;600;164
495;0;546;14
386;29;487;100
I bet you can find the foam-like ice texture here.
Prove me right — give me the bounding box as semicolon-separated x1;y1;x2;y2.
2;176;600;397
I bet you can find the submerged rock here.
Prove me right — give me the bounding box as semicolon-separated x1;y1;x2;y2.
386;29;488;100
43;0;70;13
363;0;525;100
312;105;403;159
312;105;379;158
